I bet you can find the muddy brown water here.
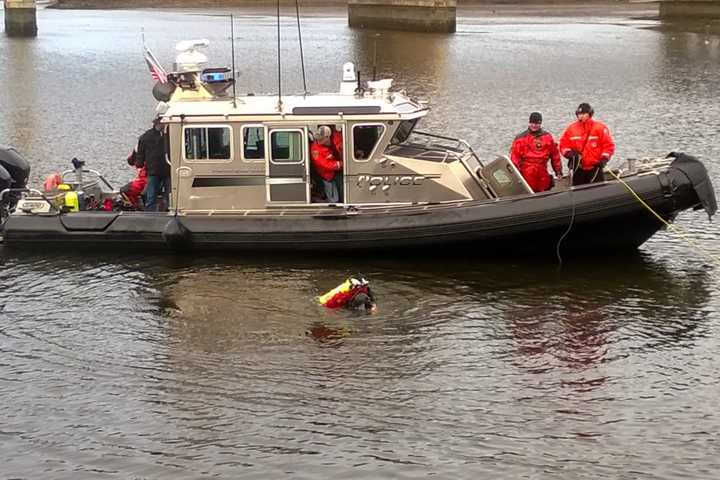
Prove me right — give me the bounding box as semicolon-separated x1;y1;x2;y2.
1;6;720;479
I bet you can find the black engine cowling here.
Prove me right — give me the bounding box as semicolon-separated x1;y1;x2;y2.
0;145;30;190
0;145;31;214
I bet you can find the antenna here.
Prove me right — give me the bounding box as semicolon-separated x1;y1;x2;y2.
230;14;237;109
295;0;308;96
372;34;378;81
276;0;283;111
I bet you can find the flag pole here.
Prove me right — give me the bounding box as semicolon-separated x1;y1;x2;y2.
230;14;237;109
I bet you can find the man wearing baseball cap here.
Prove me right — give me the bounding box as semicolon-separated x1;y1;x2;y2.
136;116;170;211
559;103;615;186
509;111;562;193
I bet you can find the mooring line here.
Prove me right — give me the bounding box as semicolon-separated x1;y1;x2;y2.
605;168;720;267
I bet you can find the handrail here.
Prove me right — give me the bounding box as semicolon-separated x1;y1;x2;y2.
61;168;115;191
413;130;464;143
412;130;484;168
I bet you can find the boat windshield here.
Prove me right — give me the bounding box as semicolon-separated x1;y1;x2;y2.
390;119;419;145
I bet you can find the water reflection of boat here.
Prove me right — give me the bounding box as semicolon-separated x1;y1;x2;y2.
0;40;716;255
498;254;714;391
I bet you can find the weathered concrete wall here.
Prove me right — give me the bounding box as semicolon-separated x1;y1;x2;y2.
4;0;38;37
349;0;456;33
660;0;720;18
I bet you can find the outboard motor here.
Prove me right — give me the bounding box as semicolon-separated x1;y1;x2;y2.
0;145;31;218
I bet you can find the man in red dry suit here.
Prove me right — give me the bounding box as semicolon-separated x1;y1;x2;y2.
510;112;562;193
559;102;615;186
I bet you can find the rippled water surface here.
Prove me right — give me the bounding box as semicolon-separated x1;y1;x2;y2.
1;6;720;479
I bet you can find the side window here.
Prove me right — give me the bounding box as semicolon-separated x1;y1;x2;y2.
390;119;419;145
184;126;232;161
270;130;303;164
353;124;385;161
242;125;265;162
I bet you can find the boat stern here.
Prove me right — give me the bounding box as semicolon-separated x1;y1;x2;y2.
668;152;717;220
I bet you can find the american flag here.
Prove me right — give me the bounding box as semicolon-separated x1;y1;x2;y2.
143;46;168;84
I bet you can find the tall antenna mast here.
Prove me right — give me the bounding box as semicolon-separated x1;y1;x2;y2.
295;0;308;96
276;0;283;111
230;14;237;109
372;34;378;81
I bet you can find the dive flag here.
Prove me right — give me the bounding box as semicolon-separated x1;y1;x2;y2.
143;46;168;84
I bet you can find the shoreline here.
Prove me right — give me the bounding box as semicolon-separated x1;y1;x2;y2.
32;1;720;34
43;1;663;24
47;0;655;16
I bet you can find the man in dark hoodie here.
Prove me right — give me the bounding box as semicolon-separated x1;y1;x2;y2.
510;112;562;193
136;117;170;211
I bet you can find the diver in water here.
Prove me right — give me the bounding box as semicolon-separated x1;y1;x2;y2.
319;276;377;313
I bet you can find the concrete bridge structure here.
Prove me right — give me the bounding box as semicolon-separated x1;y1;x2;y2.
349;0;456;33
4;0;720;37
4;0;37;36
659;0;720;18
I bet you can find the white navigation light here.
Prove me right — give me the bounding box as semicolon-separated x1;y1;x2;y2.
174;39;210;73
340;62;357;95
342;62;356;82
155;102;169;115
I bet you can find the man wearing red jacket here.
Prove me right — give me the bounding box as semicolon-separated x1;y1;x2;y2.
330;125;343;157
120;149;148;209
559;102;615;186
311;126;343;203
510;112;561;193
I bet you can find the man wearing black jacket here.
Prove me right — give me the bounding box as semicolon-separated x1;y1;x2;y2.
136;117;170;211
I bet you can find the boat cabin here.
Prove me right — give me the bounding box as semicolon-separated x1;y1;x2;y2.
155;54;531;214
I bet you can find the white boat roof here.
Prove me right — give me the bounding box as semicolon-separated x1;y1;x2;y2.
161;92;428;121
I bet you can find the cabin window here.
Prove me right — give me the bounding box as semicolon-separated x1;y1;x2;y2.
242;125;265;162
270;130;304;164
390;118;419;145
352;124;385;162
184;125;232;161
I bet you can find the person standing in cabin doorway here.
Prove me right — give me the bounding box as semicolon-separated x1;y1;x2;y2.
510;112;562;193
311;126;343;203
559;102;615;186
330;125;343;157
136;116;170;211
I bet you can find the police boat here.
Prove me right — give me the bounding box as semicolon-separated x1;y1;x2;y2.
0;41;716;255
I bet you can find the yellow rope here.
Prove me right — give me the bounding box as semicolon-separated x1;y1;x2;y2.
605;168;720;266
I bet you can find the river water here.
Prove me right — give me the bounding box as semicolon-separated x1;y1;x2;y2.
1;5;720;479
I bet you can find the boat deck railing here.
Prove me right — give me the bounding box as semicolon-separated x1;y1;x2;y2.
61;169;116;193
411;131;484;168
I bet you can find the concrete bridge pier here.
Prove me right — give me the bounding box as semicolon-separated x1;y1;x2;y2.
4;0;38;37
659;0;720;18
349;0;456;33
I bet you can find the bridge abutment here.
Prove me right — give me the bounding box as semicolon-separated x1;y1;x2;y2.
660;0;720;18
348;0;456;33
4;0;38;37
